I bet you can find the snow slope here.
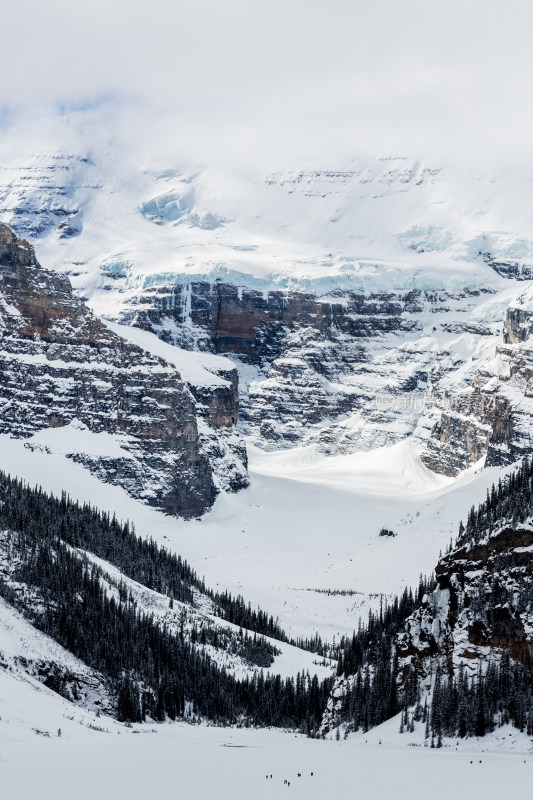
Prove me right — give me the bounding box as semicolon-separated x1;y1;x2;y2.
102;319;234;388
0;598;98;678
0;597;110;715
79;549;333;682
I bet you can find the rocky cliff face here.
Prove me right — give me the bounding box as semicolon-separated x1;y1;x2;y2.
421;391;508;476
480;251;533;281
0;224;247;516
111;272;533;474
422;294;533;476
123;281;412;360
322;521;533;734
397;524;533;681
119;280;500;454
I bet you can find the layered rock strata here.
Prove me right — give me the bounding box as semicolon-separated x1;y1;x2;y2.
0;224;247;516
422;298;533;476
121;280;496;454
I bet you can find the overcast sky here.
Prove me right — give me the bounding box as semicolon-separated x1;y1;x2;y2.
3;0;533;165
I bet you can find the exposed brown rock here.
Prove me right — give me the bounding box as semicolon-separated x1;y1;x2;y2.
403;526;533;679
124;281;412;361
0;223;234;517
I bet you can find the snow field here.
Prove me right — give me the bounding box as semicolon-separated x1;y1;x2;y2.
1;690;533;800
0;432;512;640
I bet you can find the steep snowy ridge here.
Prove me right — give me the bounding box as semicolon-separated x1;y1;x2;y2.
0;471;338;732
0;223;247;515
399;469;533;684
0;529;332;699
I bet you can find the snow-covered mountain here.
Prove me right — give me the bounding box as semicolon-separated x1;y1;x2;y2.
3;110;533;477
5;109;533;761
3;114;533;297
3;109;533;619
321;457;533;743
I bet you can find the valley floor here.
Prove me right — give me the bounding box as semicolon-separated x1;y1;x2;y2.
0;432;512;639
2;671;532;800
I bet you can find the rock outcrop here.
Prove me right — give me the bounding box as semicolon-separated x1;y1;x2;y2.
422;295;533;476
0;224;247;516
398;524;533;680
